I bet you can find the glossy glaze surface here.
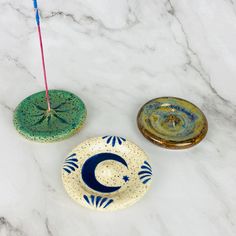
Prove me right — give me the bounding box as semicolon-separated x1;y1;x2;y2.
137;97;208;149
14;90;87;142
62;136;152;211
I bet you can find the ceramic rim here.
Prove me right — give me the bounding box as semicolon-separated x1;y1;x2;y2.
13;90;87;142
62;136;152;211
137;97;208;149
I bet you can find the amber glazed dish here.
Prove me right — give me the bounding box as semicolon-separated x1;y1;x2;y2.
137;97;208;149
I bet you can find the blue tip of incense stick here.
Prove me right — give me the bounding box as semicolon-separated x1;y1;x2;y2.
35;10;40;25
33;0;38;9
33;0;40;25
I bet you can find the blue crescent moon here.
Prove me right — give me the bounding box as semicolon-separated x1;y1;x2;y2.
81;153;128;193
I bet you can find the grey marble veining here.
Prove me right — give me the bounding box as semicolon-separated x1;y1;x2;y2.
0;0;236;235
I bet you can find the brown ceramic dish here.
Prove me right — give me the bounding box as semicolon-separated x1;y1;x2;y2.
137;97;208;149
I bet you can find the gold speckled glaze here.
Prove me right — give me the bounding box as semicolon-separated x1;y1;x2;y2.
137;97;208;149
62;136;152;211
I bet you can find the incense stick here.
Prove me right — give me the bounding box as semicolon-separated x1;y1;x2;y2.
33;0;51;111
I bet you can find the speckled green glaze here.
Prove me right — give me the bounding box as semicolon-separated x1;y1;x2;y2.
13;90;87;142
137;97;208;149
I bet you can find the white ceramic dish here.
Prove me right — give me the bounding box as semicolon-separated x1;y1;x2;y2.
62;136;152;211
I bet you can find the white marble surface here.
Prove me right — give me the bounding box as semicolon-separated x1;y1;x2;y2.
0;0;236;235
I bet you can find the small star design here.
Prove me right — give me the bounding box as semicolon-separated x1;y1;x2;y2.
123;176;129;182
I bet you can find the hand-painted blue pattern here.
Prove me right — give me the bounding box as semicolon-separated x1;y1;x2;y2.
102;136;126;147
138;161;152;184
123;175;130;182
82;153;128;193
63;153;79;174
83;195;114;209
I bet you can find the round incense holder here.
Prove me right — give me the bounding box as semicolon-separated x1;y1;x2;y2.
62;136;152;211
137;97;208;149
13;90;87;142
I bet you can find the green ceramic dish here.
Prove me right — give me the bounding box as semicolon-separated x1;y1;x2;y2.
13;90;87;142
137;97;208;149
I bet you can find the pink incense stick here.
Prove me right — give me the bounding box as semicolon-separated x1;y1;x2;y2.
33;0;51;111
